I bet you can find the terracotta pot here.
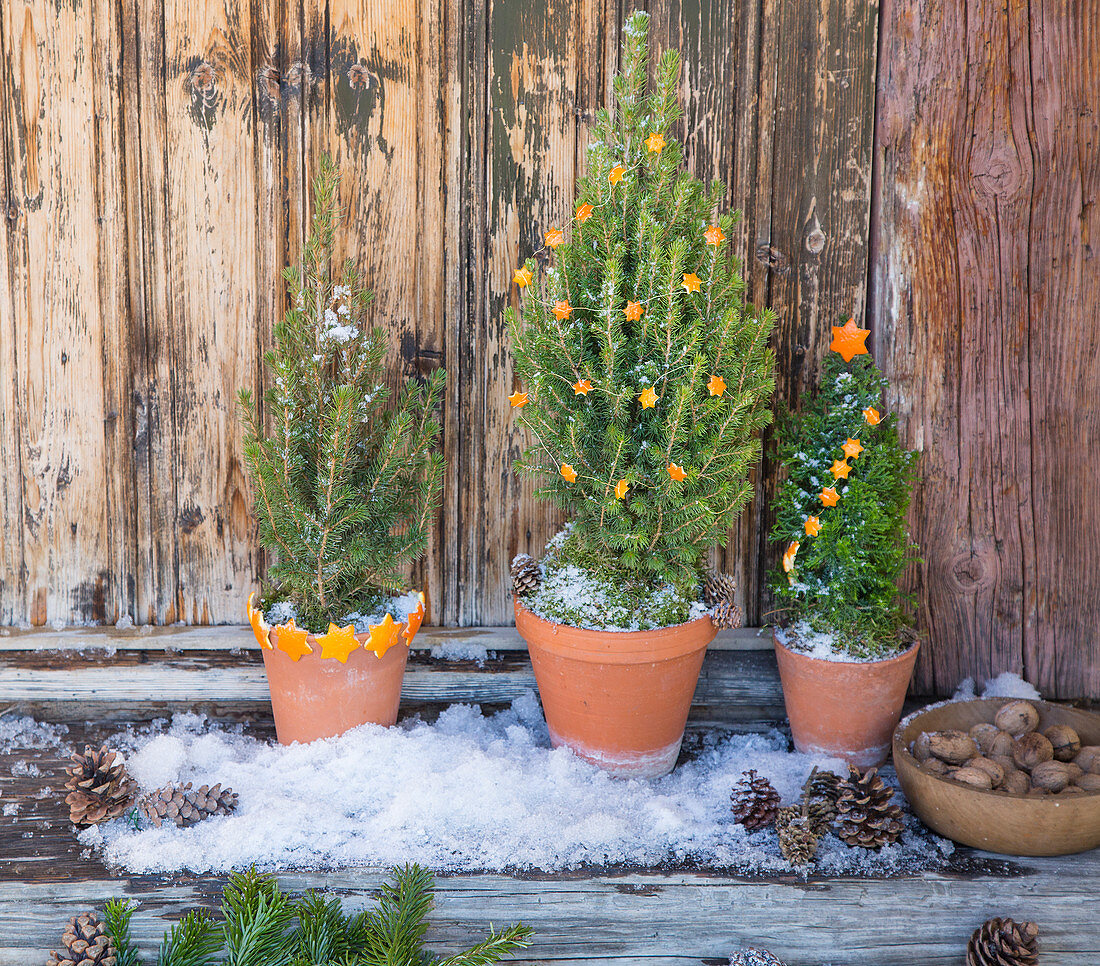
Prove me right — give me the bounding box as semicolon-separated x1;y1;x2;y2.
774;631;919;768
248;593;424;744
515;599;715;778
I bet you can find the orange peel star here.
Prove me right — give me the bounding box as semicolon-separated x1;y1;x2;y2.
707;374;726;397
614;478;629;500
402;593;425;643
544;227;564;248
572;379;592;395
820;486;840;507
513;266;533;287
645;131;666;154
575;203;594;223
247;592;273;649
704;224;725;247
804;515;821;537
277;620;313;662
842;438;864;460
560;463;577;482
623;300;644;321
366;613;401;659
863;406;882;426
553;300;573;320
667;463;686;482
682;273;702;294
508;391;529;408
609;163;626;185
830;459;852;481
782;542;800;573
829;318;871;363
639;386;658;409
318;622;359;663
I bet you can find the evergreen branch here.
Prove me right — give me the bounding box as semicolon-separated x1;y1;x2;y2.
158;910;222;966
432;924;534;966
103;898;141;966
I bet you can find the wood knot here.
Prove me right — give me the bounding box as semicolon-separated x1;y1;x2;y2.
190;62;216;93
347;64;372;90
257;64;280;102
805;227;826;254
5;200;19;224
755;244;789;272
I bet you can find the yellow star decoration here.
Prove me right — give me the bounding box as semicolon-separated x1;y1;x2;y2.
667;463;686;482
704;224;725;247
645;131;665;154
576;203;594;222
277;620;313;662
318;622;360;663
553;300;573;320
508;391;528;408
560;463;577;482
682;273;702;293
609;163;626;185
820;486;840;507
707;374;726;397
247;592;273;649
639;386;658;409
513;266;533;287
863;406;882;426
782;542;800;573
842;438;864;460
545;227;564;248
830;459;852;481
623;300;644;321
572;379;592;395
366;613;401;658
402;595;425;643
804;515;821;537
614;478;630;500
829;318;871;363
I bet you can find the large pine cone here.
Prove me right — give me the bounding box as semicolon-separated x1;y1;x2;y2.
703;570;736;607
835;765;904;849
711;597;744;630
138;781;238;828
730;770;780;831
47;912;117;966
801;765;843;826
729;949;787;966
967;918;1039;966
510;554;540;596
63;746;135;827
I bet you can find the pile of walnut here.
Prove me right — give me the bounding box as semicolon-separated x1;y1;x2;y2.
909;700;1100;796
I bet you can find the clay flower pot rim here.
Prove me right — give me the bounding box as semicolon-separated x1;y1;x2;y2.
773;628;919;667
515;598;711;636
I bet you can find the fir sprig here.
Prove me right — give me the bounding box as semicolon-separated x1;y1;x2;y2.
240;155;446;631
508;12;775;593
104;898;141;966
158;911;221;966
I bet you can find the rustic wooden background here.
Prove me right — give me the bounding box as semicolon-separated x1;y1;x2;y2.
1;0;1096;697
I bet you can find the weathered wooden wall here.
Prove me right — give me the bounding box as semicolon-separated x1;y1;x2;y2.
0;0;1096;696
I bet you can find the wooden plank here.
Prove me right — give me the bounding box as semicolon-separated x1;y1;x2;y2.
870;0;1100;698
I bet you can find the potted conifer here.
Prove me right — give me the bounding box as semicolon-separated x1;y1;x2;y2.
507;13;776;778
769;320;919;766
240;157;445;745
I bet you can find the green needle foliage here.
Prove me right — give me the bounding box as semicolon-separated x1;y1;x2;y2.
239;156;445;631
769;350;919;658
507;11;775;598
100;864;532;966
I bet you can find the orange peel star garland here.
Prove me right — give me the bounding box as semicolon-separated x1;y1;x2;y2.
575;203;594;222
829;318;871;363
804;516;821;537
782;542;799;573
820;486;840;507
560;463;577;482
513;266;533;287
572;379;592;395
645;131;665;154
401;594;426;642
863;406;881;426
609;163;626;185
366;613;401;659
842;438;864;460
544;227;565;248
623;300;644;321
277;621;313;662
553;300;573;320
667;463;686;482
247;592;273;649
704;224;725;247
830;459;852;481
317;623;360;663
707;374;726;397
682;273;702;294
639;386;658;409
614;478;629;500
508;390;529;408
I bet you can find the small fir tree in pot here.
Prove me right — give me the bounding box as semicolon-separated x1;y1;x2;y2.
239;156;445;633
508;11;775;632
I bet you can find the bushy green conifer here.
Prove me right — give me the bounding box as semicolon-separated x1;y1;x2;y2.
508;12;776;600
239;157;445;631
769;341;919;658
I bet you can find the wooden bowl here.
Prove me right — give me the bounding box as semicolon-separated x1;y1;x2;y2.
893;698;1100;856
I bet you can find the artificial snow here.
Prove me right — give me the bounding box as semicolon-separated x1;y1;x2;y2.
0;714;69;756
262;591;422;636
428;639;492;664
774;621;882;663
952;672;1041;702
82;697;952;877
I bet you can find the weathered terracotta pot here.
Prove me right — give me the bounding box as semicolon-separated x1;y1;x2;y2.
248;593;424;745
774;631;919;768
515;599;715;778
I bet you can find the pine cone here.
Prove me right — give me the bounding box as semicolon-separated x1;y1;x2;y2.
835;765;904;849
510;554;540;596
967;918;1039;966
47;912;117;966
703;570;736;607
775;800;824;865
800;765;843;826
729;949;787;966
63;746;135;827
711;597;744;630
730;770;780;831
138;781;238;828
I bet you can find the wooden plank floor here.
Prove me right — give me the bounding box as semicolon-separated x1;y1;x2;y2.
1;627;1098;965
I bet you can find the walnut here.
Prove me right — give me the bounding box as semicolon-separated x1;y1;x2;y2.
1044;725;1081;762
995;700;1040;737
1073;772;1100;792
969;723;1000;754
1074;746;1100;774
912;731;933;761
953;766;993;789
1030;760;1073;792
1013;732;1054;771
989;730;1017;757
929;730;979;765
968;756;1005;788
1002;771;1031;795
921;757;952;777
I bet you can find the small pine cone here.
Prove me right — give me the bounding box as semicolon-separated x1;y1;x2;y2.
711;597;744;630
777;814;821;866
703;570;737;607
730;770;780;831
510;554;540;596
139;781;238;828
730;950;787;966
800;765;842;826
835;765;904;849
967;917;1039;966
63;745;135;827
47;912;117;966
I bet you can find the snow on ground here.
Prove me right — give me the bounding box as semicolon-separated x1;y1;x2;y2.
952;672;1041;702
0;713;69;756
79;696;953;876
